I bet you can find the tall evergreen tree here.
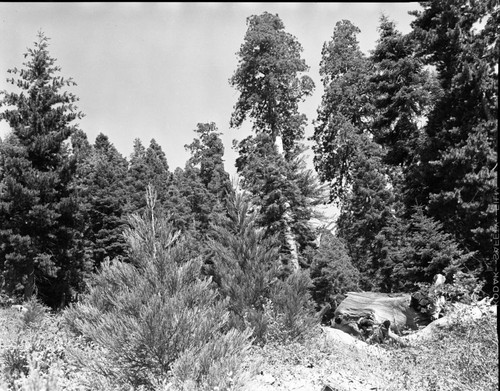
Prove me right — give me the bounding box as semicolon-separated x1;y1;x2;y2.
0;32;86;307
71;133;129;269
229;12;314;155
230;12;320;271
369;15;439;172
312;20;396;288
126;138;172;217
312;19;374;202
182;122;233;236
408;0;498;292
235;133;324;271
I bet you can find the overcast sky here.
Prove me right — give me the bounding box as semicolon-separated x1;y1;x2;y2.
0;2;422;179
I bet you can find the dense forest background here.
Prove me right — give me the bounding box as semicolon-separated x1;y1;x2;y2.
0;0;497;317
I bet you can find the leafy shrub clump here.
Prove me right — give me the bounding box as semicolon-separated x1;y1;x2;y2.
64;187;252;390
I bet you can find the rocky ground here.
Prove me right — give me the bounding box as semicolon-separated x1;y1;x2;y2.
242;327;395;391
242;301;498;391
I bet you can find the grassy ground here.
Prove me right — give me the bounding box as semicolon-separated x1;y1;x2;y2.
0;301;497;391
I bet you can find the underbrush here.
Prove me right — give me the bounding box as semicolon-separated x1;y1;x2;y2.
0;298;86;391
386;305;498;391
1;297;497;391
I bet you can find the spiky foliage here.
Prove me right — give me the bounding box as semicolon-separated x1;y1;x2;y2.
210;191;318;344
64;187;252;390
0;32;88;307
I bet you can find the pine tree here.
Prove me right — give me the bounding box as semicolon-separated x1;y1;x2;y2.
312;19;374;203
312;20;397;287
235;133;324;271
0;32;86;307
182;122;233;237
209;191;281;341
369;15;439;171
229;12;314;154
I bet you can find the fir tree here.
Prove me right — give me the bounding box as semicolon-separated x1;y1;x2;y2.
372;206;472;292
407;0;498;293
71;133;129;269
308;230;360;322
0;32;87;307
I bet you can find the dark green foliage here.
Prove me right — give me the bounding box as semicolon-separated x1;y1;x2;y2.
372;207;472;293
64;187;252;390
210;191;318;344
230;12;314;153
234;133;324;269
0;32;88;308
308;231;360;319
312;20;373;202
125;138;173;217
71;133;129;269
406;0;498;293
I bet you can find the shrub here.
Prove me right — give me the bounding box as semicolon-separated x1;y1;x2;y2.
0;305;82;391
20;297;49;329
64;186;252;390
265;270;318;344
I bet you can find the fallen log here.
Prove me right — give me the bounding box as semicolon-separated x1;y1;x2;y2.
331;274;447;342
332;292;423;335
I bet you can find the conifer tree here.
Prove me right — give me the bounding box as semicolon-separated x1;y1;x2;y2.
312;20;396;288
126;138;172;217
71;133;129;269
0;32;86;307
209;190;318;343
182;122;233;237
309;230;360;319
372;207;472;293
230;12;320;271
230;12;314;154
65;186;252;390
407;0;498;292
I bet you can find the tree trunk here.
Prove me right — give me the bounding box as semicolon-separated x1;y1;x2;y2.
275;134;299;272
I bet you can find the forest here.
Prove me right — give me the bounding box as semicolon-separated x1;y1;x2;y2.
0;1;498;390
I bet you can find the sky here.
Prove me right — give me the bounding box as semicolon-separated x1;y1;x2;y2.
0;2;422;182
